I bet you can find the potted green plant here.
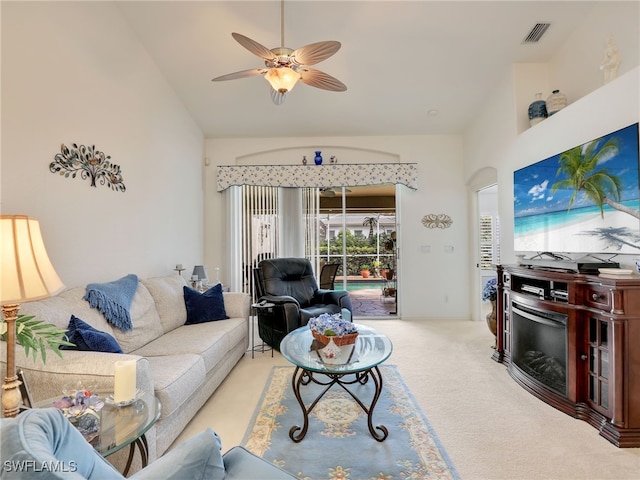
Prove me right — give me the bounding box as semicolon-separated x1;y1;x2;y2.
1;314;72;363
360;265;371;278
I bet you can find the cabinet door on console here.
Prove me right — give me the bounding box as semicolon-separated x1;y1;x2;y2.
586;315;611;417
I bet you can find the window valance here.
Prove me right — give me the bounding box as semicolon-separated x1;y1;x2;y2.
216;163;418;191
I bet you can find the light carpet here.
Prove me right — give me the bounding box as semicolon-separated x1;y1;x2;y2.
242;365;459;480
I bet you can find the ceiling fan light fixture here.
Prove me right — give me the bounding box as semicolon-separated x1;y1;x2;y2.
264;67;300;94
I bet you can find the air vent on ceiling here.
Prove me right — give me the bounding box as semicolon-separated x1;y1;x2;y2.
522;23;551;43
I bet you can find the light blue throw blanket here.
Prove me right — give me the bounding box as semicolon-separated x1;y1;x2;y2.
83;274;138;332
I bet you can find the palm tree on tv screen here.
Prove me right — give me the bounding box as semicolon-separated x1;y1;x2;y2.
551;138;640;220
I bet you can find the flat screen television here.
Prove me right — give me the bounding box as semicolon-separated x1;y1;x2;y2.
514;123;640;255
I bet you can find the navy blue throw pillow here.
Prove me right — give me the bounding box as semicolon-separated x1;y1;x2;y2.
62;315;123;353
184;284;229;325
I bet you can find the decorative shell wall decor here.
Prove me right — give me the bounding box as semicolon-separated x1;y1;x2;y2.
49;144;126;192
421;214;453;229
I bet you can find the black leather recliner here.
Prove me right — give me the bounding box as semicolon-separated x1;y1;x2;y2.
255;257;352;349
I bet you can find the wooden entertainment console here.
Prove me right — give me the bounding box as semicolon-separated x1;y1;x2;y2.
493;264;640;447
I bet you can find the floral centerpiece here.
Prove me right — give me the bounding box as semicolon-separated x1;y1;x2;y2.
53;385;104;441
482;278;498;348
308;313;358;346
482;278;498;302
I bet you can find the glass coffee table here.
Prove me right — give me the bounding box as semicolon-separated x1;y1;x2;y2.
37;390;161;475
280;324;393;442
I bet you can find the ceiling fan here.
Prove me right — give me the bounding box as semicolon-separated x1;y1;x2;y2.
211;0;347;105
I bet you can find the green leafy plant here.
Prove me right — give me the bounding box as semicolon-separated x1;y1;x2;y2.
0;315;73;363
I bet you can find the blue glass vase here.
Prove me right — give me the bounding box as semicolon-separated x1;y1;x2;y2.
528;93;548;127
314;151;323;165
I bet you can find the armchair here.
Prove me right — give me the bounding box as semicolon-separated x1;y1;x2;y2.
0;408;295;479
255;258;352;349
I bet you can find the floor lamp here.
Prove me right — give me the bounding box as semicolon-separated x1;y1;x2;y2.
1;215;64;418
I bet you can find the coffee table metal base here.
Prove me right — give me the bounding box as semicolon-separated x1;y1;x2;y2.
288;365;388;442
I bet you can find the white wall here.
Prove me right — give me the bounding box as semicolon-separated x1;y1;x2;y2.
205;135;470;320
464;2;640;271
501;68;640;268
550;1;640;104
1;2;205;287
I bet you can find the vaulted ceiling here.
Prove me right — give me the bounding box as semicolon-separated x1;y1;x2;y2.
117;1;599;138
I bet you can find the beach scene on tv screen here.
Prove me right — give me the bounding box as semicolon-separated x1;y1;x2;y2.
514;123;640;254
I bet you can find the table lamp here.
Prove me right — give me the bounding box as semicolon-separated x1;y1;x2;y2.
1;215;64;417
192;265;208;287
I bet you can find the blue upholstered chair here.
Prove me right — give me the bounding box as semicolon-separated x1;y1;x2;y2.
0;408;295;479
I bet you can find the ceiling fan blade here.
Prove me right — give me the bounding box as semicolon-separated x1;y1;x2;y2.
270;88;287;105
212;68;266;82
292;41;341;66
299;68;347;92
231;32;277;61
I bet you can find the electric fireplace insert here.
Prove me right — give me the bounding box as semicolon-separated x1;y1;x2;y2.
511;301;568;397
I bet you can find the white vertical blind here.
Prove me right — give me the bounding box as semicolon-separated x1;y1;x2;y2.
238;185;279;300
303;188;320;273
479;214;500;269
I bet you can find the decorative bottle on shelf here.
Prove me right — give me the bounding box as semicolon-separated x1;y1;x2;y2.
314;151;323;165
528;93;548;127
546;89;567;116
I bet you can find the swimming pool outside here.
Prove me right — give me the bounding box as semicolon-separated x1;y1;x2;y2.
335;279;386;291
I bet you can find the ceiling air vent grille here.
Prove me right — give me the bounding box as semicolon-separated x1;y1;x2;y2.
522;23;551;43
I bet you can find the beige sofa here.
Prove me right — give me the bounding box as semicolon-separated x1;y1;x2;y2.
0;274;250;462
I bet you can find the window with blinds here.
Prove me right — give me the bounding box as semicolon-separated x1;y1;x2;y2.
480;215;500;270
240;185;279;299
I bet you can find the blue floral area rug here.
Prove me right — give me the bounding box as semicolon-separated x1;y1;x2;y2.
242;365;459;480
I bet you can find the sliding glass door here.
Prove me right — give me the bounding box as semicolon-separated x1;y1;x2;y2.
304;185;398;318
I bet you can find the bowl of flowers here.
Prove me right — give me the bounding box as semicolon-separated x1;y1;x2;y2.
308;313;358;346
53;384;104;442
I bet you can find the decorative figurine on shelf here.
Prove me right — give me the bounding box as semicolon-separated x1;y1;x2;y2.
600;35;621;85
314;151;323;165
330;155;337;164
302;155;307;165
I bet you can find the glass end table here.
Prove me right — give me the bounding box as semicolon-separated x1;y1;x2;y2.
36;390;161;475
280;324;393;442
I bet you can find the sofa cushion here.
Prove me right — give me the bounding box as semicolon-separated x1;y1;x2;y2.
20;287;117;336
140;275;188;334
111;283;164;353
184;284;229;325
143;354;205;418
62;315;123;353
132;318;246;373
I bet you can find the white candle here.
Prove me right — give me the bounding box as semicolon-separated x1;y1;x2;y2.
114;360;136;403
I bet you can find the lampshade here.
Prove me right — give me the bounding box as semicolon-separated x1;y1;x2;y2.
264;67;301;94
192;265;208;281
1;215;64;305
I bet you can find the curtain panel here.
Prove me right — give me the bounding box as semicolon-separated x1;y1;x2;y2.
216;163;418;191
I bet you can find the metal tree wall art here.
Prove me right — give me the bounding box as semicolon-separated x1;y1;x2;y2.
50;144;126;192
